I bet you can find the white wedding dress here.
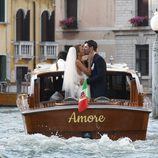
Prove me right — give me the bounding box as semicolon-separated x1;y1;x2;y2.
62;47;86;99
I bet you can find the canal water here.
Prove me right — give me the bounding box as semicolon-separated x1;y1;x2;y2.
0;107;158;158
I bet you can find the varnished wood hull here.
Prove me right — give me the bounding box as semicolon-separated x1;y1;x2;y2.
0;92;17;107
22;105;151;141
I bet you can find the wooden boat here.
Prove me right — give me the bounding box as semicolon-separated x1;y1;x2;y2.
0;82;28;107
0;92;17;107
0;81;17;107
17;63;151;141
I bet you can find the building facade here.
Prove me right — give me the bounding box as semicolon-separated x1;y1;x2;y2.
1;0;157;94
55;0;158;94
0;0;57;92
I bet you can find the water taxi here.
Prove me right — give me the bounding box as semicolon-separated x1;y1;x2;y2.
17;63;151;140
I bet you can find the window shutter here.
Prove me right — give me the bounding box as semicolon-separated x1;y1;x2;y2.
136;45;149;76
41;11;49;41
67;0;77;18
0;55;6;81
48;11;55;41
138;0;148;17
16;9;24;41
0;0;5;22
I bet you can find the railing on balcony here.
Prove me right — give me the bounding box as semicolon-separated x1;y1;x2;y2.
40;42;58;61
14;41;34;60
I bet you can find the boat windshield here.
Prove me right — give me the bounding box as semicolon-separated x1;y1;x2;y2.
38;71;131;102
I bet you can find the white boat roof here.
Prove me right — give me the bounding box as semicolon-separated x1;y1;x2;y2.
107;63;137;74
33;62;134;74
28;62;143;95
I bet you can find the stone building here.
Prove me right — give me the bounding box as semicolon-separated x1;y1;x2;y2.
0;0;157;94
55;0;158;94
0;0;57;92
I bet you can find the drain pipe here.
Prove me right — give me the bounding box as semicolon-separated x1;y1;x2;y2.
33;1;36;69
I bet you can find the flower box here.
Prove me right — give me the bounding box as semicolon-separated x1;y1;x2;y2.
59;17;77;29
129;16;148;27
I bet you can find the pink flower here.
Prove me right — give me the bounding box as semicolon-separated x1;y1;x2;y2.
129;16;148;26
59;17;76;28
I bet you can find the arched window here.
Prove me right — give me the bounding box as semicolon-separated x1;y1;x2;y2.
16;9;30;41
41;11;49;41
41;11;55;41
16;9;24;41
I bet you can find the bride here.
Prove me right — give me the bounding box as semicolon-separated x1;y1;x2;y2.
62;44;91;99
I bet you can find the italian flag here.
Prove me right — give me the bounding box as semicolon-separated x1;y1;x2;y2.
78;80;90;112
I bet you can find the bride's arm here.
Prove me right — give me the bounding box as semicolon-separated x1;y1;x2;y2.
76;60;91;76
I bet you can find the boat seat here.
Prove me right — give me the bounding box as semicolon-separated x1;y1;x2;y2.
49;91;64;101
94;96;110;102
64;97;78;103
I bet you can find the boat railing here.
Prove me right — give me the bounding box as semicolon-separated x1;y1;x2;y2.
30;98;132;109
24;92;145;110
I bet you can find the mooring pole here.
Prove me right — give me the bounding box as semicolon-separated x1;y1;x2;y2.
152;34;158;118
151;10;158;118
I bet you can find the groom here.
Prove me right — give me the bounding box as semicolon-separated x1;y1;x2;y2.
84;40;107;99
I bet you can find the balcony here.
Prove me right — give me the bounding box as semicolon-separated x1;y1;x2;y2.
40;42;58;61
14;41;34;60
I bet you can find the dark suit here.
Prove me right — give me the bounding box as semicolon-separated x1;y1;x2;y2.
87;53;107;98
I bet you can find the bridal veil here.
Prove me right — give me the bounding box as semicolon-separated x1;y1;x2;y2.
62;47;80;99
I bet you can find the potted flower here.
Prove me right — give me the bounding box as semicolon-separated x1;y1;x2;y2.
129;16;148;26
59;17;77;29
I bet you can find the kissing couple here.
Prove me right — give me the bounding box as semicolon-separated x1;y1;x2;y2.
62;40;107;100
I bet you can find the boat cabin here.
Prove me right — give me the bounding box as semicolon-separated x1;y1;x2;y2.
27;64;143;108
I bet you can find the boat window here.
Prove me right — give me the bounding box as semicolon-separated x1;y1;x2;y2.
38;72;130;101
39;74;64;101
106;73;130;99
